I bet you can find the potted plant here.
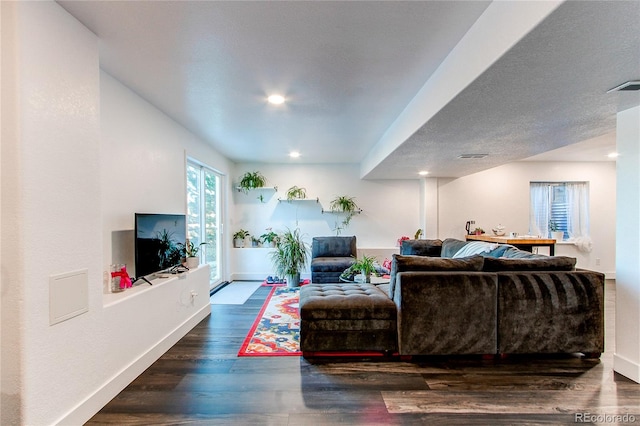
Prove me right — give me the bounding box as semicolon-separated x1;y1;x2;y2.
329;195;360;235
549;220;564;241
474;227;484;235
260;228;279;248
233;229;250;248
178;240;207;269
238;171;266;194
269;228;309;288
251;236;261;248
340;254;377;283
286;185;306;201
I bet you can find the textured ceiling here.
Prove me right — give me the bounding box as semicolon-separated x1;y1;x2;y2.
58;0;639;179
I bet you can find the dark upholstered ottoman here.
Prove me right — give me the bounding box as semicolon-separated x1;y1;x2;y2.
299;283;398;355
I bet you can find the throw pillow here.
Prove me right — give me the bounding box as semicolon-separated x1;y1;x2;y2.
400;239;443;257
483;256;577;272
441;238;470;258
388;254;484;299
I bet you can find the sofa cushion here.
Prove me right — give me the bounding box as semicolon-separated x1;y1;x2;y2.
312;236;357;258
388;254;484;299
310;257;355;272
441;238;470;258
400;239;443;257
484;256;577;272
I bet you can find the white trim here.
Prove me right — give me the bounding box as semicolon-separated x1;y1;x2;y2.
614;353;640;384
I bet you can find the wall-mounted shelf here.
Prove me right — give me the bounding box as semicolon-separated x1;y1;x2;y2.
321;208;363;214
278;197;319;203
235;186;278;193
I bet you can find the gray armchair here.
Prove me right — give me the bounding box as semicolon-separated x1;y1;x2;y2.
310;236;357;283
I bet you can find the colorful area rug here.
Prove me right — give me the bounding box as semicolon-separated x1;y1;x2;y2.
238;286;301;356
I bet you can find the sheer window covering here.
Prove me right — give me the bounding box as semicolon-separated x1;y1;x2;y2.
530;182;592;252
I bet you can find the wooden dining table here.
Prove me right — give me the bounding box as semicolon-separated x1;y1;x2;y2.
465;234;557;256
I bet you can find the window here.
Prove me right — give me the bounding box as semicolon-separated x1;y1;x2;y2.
187;160;223;287
530;181;590;243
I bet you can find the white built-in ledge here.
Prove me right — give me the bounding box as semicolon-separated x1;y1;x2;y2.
103;265;207;308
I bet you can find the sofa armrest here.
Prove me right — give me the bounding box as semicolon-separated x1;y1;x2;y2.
394;271;497;356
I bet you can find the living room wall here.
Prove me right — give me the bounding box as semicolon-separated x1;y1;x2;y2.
438;160;616;276
232;163;419;247
101;71;233;279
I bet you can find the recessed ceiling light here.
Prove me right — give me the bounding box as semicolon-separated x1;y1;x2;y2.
418;171;429;176
289;151;301;158
267;94;285;105
607;152;619;158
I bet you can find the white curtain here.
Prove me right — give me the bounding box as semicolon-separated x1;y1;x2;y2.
566;182;592;252
529;183;550;238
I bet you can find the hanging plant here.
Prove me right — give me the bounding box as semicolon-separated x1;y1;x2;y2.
329;195;360;234
238;171;266;194
286;185;307;201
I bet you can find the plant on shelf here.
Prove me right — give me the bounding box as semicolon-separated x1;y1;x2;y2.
233;229;250;248
329;195;360;235
260;228;279;248
178;239;207;268
286;185;307;201
238;171;267;194
269;228;309;288
340;254;377;283
474;227;485;235
251;236;261;247
414;228;423;239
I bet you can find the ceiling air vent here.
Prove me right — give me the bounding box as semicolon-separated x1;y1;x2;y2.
607;80;640;93
458;154;488;159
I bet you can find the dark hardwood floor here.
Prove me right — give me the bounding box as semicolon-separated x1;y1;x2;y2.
88;280;639;425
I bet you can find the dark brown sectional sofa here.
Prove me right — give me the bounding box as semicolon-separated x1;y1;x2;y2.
300;238;605;358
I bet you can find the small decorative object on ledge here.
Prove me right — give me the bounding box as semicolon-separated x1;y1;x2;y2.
474;227;485;235
110;264;131;292
414;228;423;239
233;229;250;248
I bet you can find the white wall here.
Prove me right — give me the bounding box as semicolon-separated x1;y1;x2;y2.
1;3;227;424
1;2;102;424
615;105;640;383
232;161;616;279
438;161;616;275
101;71;233;281
231;163;418;279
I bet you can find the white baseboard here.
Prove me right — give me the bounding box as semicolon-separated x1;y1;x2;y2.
614;353;640;384
54;304;211;425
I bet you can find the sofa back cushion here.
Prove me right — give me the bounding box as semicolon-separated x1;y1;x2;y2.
483;256;576;272
388;254;484;299
441;238;471;258
311;236;357;258
400;239;443;257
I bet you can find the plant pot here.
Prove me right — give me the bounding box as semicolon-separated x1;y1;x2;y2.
186;256;199;269
551;231;564;241
234;238;245;248
286;272;300;288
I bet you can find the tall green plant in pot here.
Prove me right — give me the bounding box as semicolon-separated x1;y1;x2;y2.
269;228;309;288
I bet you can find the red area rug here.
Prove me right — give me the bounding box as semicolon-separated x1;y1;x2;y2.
238;286;301;356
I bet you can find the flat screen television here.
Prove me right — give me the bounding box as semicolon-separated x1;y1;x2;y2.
134;213;186;278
